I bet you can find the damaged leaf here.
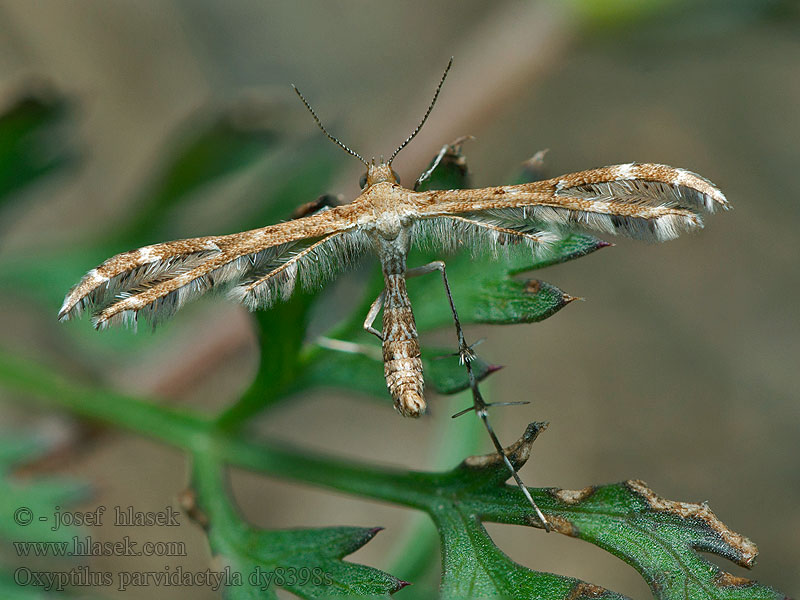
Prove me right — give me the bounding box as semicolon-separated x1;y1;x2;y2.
0;355;791;599
452;425;787;600
429;425;628;600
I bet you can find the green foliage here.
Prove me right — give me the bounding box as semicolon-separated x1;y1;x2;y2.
0;436;89;598
0;438;86;546
0;85;74;208
113;103;281;246
566;0;674;26
565;0;797;31
190;452;406;599
0;92;788;599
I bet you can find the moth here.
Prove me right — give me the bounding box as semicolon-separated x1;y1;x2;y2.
59;59;728;419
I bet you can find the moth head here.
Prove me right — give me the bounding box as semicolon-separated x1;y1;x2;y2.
361;158;400;189
293;57;451;187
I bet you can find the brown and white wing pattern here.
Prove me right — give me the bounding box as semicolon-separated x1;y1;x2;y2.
413;163;728;243
228;228;370;310
58;206;366;329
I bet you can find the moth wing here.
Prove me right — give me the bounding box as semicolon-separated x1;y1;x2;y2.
413;163;728;243
228;229;371;311
59;206;361;329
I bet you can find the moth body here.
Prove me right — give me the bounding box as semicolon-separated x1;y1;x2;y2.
380;267;424;418
365;196;426;417
58;77;728;418
55;61;731;534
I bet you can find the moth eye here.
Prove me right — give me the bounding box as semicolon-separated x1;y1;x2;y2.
359;173;368;189
392;170;401;185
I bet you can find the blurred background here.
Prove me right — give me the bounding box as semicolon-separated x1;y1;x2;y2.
0;1;798;598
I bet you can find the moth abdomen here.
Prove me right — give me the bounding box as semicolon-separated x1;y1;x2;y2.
382;273;425;417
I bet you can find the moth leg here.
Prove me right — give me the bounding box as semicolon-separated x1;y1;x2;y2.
406;261;474;363
408;260;550;531
362;290;385;341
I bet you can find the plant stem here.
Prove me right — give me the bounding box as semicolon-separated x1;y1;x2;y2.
0;350;438;508
386;393;485;584
0;351;211;447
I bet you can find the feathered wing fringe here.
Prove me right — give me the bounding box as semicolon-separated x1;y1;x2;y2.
553;163;728;214
412;215;561;260
229;229;371;310
475;203;698;243
83;229;370;329
415;163;728;243
58;204;358;328
86;242;296;329
58;240;223;322
540;163;729;241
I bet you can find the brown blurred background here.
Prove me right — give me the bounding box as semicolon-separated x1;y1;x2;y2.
0;1;798;598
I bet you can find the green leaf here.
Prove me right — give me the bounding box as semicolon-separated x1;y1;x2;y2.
0;354;790;599
414;137;472;192
216;292;317;429
450;426;787;600
466;278;577;325
294;344;497;401
0;85;74;205
406;249;586;330
187;451;406;598
408;262;575;331
435;509;626;600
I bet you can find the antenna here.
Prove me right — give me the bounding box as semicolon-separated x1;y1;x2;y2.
388;57;453;165
292;84;368;166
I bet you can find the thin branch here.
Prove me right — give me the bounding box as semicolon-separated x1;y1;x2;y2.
0;350;554;521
